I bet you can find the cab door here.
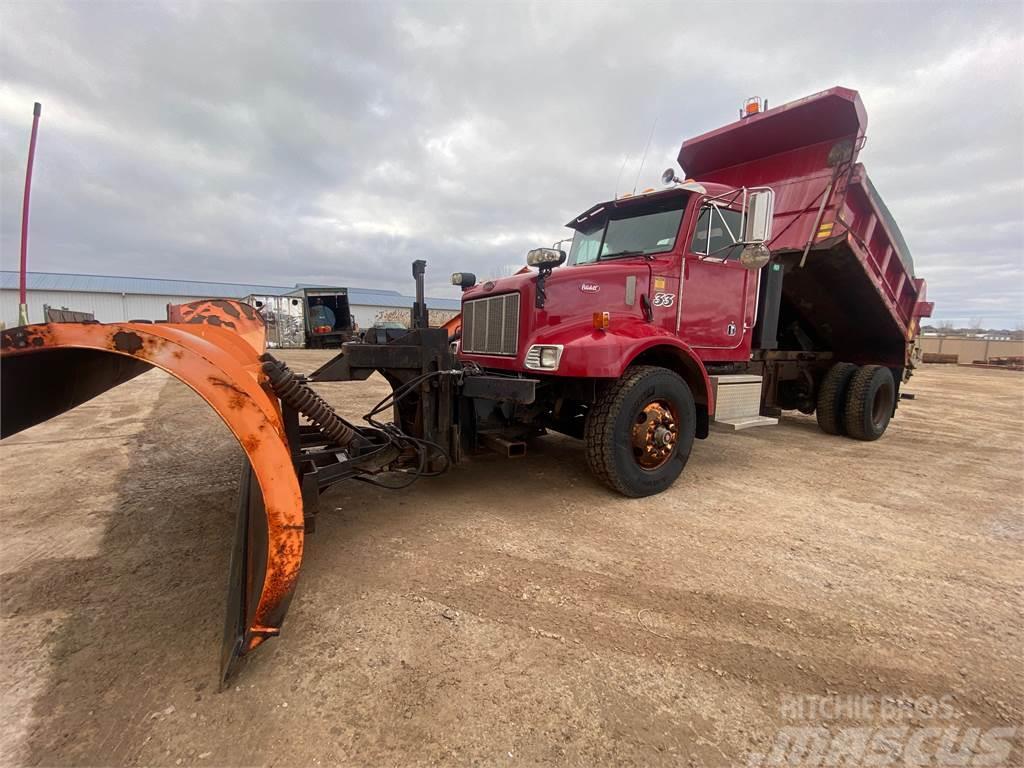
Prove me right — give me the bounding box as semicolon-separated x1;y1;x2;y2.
677;202;755;360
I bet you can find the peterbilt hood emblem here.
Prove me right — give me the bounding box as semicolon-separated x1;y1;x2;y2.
580;282;601;293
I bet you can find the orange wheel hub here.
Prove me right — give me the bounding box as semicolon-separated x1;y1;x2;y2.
631;400;679;470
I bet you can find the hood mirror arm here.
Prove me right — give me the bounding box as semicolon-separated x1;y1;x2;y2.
535;266;555;309
640;293;654;323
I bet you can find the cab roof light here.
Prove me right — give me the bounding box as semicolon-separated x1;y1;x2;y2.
741;96;768;119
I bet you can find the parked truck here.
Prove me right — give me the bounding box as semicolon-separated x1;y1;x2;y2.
1;87;932;679
243;288;356;348
289;286;356;348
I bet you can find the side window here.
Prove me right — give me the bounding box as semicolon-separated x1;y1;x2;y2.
690;205;744;260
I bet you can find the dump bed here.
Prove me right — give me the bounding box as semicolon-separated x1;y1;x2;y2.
679;87;933;367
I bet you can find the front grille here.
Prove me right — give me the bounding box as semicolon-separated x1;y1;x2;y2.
462;292;520;356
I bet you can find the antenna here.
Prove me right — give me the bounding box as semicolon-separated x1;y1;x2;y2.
632;113;659;195
612;152;631;199
19;102;42;327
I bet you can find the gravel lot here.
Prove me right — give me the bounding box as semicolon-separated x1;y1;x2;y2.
1;355;1021;766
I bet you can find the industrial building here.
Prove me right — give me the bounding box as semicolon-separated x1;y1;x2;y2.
0;271;461;331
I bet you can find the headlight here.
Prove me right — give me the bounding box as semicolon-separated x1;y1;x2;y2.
524;344;564;371
526;248;566;268
451;272;477;290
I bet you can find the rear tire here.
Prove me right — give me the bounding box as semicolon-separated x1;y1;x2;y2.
843;365;895;441
816;362;859;435
584;366;696;497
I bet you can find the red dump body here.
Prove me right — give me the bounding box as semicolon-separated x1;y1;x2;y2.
680;87;933;357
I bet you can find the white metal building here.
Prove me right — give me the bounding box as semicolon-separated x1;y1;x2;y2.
0;271;461;331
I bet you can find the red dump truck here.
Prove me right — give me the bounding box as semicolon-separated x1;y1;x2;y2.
440;86;934;495
0;87;932;678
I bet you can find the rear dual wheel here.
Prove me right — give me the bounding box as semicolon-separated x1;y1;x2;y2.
815;363;858;435
816;362;895;440
844;365;896;441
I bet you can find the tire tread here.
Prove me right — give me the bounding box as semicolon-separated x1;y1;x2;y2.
585;365;674;496
816;362;858;435
844;364;892;441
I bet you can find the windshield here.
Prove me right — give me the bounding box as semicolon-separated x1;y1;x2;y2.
567;198;686;266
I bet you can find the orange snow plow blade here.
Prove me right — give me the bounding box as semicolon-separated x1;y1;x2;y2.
0;300;303;681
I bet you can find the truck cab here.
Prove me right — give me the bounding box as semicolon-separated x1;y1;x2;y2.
453;182;773;494
458;182;770;374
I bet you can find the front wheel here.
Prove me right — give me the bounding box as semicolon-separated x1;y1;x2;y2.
584;366;696;497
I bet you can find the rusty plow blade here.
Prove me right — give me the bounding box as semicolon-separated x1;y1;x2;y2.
0;301;304;683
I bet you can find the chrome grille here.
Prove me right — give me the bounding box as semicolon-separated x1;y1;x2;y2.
462;293;519;356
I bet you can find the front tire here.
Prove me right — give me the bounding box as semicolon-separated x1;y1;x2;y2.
844;365;895;441
584;365;696;497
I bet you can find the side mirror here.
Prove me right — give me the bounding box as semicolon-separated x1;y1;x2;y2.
739;243;771;270
744;189;775;243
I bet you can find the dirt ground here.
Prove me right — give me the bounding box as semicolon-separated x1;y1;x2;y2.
1;354;1021;767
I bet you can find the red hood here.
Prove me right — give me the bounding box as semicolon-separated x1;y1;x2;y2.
462;259;649;308
459;258;656;374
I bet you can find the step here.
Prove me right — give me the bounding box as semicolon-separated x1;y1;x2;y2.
713;414;779;431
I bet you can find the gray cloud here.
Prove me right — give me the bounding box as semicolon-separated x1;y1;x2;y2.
1;0;1022;325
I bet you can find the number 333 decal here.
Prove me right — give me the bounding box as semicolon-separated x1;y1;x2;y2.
652;292;676;307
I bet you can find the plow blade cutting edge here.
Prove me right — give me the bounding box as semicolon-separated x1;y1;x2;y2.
0;300;304;682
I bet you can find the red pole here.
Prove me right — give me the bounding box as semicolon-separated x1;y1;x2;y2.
19;102;41;326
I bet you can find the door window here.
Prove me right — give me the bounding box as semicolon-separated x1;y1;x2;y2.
690;205;744;260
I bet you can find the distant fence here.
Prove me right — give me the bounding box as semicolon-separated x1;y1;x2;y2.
921;336;1024;364
372;307;460;328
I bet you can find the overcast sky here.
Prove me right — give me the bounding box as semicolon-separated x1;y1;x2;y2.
1;1;1022;325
